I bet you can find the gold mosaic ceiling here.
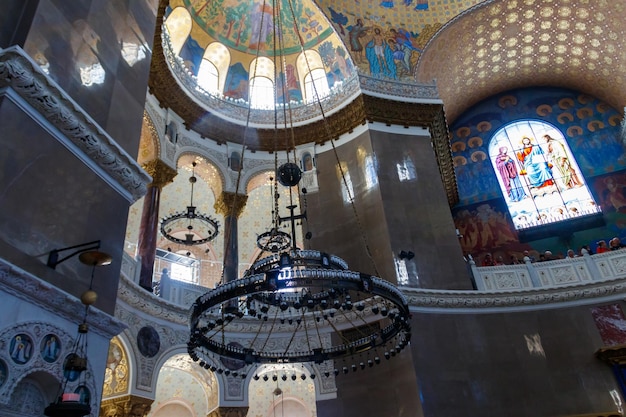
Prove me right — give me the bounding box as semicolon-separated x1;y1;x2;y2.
415;0;626;123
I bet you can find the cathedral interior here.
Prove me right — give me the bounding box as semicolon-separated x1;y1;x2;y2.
2;0;626;416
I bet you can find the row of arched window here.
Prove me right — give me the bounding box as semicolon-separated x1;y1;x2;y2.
165;7;330;109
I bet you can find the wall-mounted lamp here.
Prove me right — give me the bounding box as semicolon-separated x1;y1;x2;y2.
399;250;414;260
47;240;111;269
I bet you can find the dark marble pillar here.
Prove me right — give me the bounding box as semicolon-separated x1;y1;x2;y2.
137;159;177;291
214;192;248;283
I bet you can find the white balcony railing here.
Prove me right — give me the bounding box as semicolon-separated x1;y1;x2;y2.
470;250;626;291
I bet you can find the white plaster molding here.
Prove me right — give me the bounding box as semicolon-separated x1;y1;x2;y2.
0;46;151;203
0;258;126;339
402;276;626;314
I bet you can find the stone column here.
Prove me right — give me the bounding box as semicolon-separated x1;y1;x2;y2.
207;406;249;417
100;395;153;417
214;192;248;283
137;159;177;291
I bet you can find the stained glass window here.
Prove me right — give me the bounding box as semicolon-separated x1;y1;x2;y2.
489;120;600;230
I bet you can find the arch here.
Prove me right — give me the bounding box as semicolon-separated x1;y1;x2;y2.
249;57;275;109
297;50;329;103
164;7;192;55
102;336;131;399
488;119;599;230
138;112;160;165
152;400;195;417
175;153;226;200
197;59;219;94
151;352;219;417
296;50;324;91
201;42;230;93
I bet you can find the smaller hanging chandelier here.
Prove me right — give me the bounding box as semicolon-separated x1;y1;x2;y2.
45;249;111;417
161;162;219;246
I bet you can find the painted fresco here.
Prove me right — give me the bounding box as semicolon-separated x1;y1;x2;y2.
321;0;483;80
179;0;334;55
450;87;626;260
591;304;626;346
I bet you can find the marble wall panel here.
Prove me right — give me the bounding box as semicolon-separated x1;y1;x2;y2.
370;130;472;290
22;0;158;158
0;98;128;315
306;130;397;282
411;305;618;417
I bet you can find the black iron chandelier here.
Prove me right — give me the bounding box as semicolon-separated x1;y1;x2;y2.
161;161;219;245
186;0;411;379
188;247;411;375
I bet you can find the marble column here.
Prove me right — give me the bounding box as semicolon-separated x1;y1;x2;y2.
137;159;177;291
207;406;249;417
214;192;248;283
100;395;153;417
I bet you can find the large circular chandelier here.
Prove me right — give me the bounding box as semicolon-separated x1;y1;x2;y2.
188;246;411;375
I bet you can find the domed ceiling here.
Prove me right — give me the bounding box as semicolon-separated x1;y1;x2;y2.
150;0;626;150
161;0;359;128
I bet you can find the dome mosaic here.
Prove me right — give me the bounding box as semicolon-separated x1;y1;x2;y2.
161;0;360;128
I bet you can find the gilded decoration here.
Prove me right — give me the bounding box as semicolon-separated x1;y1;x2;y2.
214;192;249;219
415;0;626;124
142;159;178;189
139;112;160;165
100;395;153;417
207;406;249;417
102;337;129;398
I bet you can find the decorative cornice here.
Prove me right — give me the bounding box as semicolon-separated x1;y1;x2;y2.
363;95;459;206
0;46;151;203
141;159;177;189
207;406;249;417
214;192;248;219
116;273;190;326
100;395;153;417
0;257;126;339
402;276;626;313
596;344;626;366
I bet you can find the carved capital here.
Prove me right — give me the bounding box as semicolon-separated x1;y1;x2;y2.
142;159;177;189
100;395;153;417
207;406;249;417
214;192;248;218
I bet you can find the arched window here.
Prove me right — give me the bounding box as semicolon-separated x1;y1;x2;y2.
164;7;192;55
297;50;330;103
489;120;599;230
304;68;330;103
197;59;219;94
249;57;275;109
198;42;230;95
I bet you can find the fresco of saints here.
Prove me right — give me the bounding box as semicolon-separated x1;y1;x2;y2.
249;1;273;50
495;146;526;202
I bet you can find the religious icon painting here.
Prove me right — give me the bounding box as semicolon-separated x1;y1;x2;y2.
9;333;33;365
63;354;81;382
74;385;91;404
40;334;61;363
